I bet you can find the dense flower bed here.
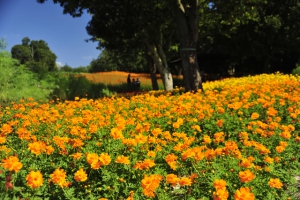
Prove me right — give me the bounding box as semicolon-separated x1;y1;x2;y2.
1;73;300;200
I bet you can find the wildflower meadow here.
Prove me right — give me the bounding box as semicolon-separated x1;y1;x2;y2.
1;73;300;200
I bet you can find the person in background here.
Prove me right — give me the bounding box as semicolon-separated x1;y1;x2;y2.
132;78;136;91
127;74;131;91
136;78;140;91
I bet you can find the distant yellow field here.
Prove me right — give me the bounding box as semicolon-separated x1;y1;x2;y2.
80;71;167;85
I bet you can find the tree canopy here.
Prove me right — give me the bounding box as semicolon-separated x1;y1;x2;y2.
36;0;300;91
11;37;58;75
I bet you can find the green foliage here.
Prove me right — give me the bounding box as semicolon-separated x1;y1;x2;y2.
11;37;57;75
72;66;88;73
292;65;300;75
0;43;55;105
59;64;73;72
89;49;147;73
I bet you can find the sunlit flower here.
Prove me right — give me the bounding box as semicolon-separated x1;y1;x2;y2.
268;178;283;189
74;168;88;182
238;170;255;183
2;156;23;173
147;151;156;158
115;155;130;165
141;174;162;197
166;174;179;186
179;177;192;186
213;179;227;190
26;170;43;188
234;187;255;200
99;153;111;166
213;188;229;200
250;112;260;120
110;128;123;139
50;168;68;188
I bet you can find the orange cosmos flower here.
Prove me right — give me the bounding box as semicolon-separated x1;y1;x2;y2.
0;124;13;135
238;170;255;183
141;159;156;170
165;153;178;163
115;155;130;165
90;161;101;170
213;188;229;200
191;124;202;132
263;156;274;163
214;132;225;143
28;141;46;156
126;191;134;200
74;168;88;182
151;128;162;137
280;131;291;139
99;153;111;166
179;177;192;186
110;128;123;139
2;156;23;173
275;146;285;153
147;151;156;158
166;174;179;186
216;119;224;127
268;178;283;189
267;107;278;117
50;168;68;188
0;136;6;144
70;153;82;160
234;187;255;200
45;145;55;155
141;174;162;197
250;112;260;120
213;179;227;190
202;135;211;144
86;153;98;165
26;170;43;188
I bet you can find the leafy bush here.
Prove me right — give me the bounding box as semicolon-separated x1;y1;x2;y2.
0;49;55;105
292;64;300;75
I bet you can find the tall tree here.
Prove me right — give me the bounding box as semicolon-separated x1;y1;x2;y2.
173;0;206;92
11;37;57;74
37;0;176;90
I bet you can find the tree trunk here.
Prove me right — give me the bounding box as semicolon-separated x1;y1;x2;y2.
145;41;173;91
174;0;203;93
147;54;159;90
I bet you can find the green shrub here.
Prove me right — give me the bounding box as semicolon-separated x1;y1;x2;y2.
0;49;55;105
292;64;300;75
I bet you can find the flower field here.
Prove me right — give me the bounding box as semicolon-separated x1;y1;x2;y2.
1;73;300;200
81;71;165;86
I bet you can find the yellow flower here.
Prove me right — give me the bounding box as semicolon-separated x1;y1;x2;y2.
238;170;255;183
26;170;43;188
268;178;283;189
234;187;255;200
166;174;179;186
99;153;111;166
50;168;68;188
2;156;23;173
115;155;130;165
250;112;260;120
74;168;88;182
179;177;192;186
213;179;227;190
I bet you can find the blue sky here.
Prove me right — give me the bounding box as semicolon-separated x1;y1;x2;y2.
0;0;101;68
